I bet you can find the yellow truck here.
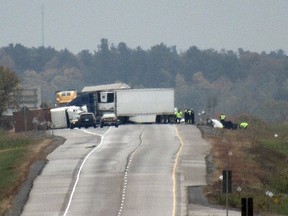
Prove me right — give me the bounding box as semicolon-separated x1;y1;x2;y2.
55;90;77;107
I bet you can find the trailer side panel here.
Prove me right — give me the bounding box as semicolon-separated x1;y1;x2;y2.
115;89;174;116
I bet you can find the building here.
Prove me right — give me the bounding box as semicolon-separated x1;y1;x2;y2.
11;85;42;110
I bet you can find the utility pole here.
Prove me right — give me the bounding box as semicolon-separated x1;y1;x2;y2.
41;3;45;47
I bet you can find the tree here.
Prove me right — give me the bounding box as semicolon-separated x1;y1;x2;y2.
0;66;19;117
146;43;178;87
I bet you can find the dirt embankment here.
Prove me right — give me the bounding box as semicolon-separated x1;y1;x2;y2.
199;125;288;216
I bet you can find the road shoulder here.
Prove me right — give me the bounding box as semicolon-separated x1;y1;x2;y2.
5;131;65;216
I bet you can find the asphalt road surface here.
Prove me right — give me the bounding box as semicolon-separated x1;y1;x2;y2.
21;124;240;216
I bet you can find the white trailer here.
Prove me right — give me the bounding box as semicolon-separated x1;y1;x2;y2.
114;88;175;123
68;87;175;124
50;106;87;129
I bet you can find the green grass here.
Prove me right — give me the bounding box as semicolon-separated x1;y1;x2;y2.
260;128;288;154
206;121;288;215
0;130;38;213
0;131;34;150
255;125;288;214
0;148;27;195
247;124;288;214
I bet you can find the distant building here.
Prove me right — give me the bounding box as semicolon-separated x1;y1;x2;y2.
2;85;42;131
11;85;41;110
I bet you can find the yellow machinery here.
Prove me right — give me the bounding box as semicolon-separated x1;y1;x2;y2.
55;90;77;106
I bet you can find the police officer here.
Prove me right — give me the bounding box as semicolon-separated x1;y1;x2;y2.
187;109;191;124
184;109;189;124
190;109;195;124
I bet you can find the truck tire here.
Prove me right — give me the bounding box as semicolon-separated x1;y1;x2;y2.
168;115;175;123
118;117;128;124
156;115;162;124
156;115;168;124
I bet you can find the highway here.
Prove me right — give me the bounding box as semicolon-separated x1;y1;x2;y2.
21;124;240;216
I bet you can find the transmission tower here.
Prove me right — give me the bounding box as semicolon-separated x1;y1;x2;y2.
41;3;45;47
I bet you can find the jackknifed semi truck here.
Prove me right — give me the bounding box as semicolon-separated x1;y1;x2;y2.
67;88;175;124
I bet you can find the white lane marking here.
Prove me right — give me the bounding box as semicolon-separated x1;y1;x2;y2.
117;132;143;216
74;128;104;136
63;127;111;216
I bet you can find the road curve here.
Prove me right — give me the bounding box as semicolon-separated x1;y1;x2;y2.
62;125;180;216
21;124;240;216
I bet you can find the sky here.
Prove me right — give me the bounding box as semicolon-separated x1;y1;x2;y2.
1;0;288;54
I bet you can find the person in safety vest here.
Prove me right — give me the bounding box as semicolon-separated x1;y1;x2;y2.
175;110;183;123
239;122;248;129
219;114;226;123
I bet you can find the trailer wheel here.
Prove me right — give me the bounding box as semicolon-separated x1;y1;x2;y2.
156;115;161;123
156;115;166;124
118;117;128;124
160;115;166;124
168;115;175;124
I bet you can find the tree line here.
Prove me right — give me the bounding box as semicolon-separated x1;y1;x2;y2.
1;39;288;122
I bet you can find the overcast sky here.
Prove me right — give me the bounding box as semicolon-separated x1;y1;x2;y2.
1;0;288;54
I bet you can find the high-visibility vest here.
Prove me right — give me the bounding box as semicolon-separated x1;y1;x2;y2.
176;112;182;118
220;114;226;120
240;122;248;128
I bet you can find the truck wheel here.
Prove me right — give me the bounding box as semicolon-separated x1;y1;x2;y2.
119;117;128;124
156;115;167;124
159;115;165;124
168;115;175;123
